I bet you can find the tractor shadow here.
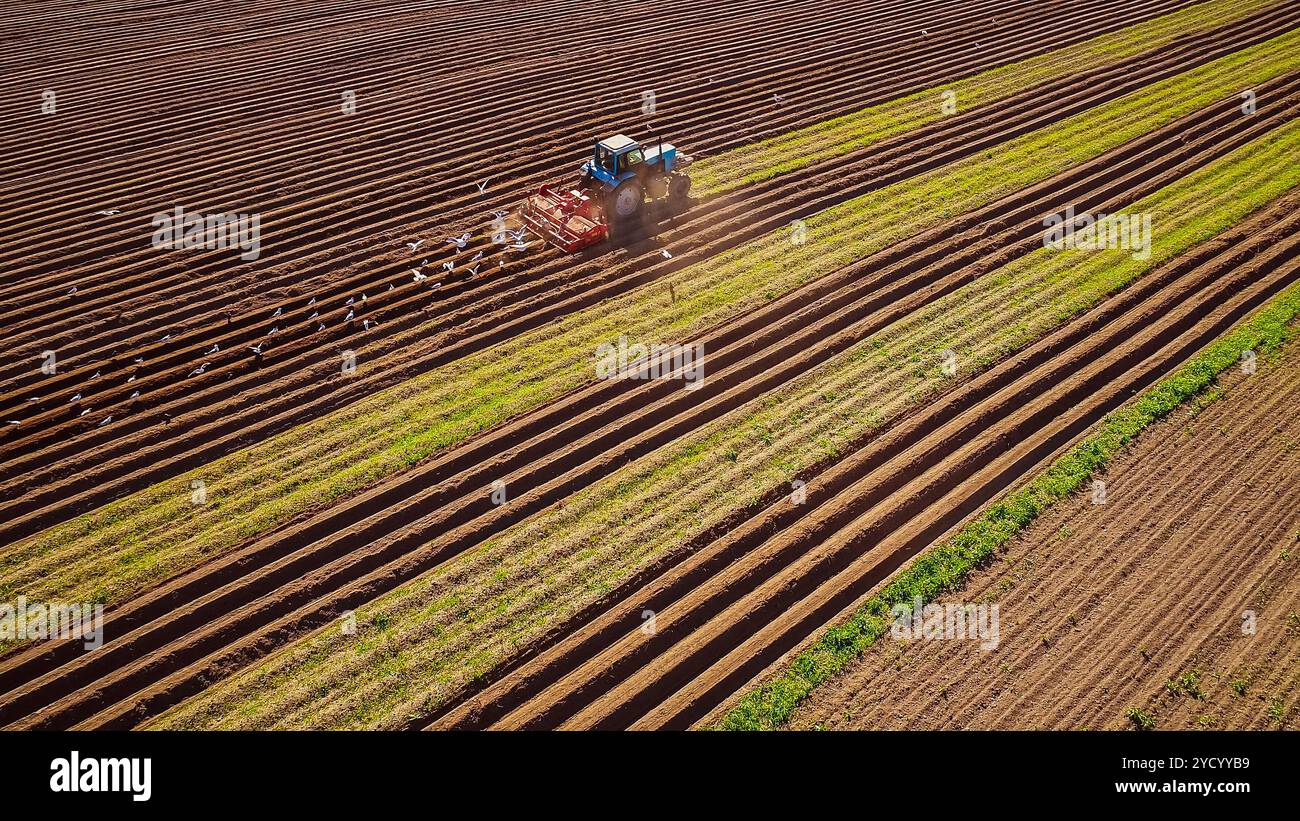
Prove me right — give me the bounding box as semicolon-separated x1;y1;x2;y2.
603;196;697;258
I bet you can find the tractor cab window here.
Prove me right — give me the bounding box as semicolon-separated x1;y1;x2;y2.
596;146;617;173
619;148;644;172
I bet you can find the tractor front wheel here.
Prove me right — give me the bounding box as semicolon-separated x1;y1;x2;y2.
610;179;644;221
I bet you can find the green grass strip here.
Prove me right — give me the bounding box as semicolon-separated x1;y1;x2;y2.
692;0;1282;194
716;280;1300;730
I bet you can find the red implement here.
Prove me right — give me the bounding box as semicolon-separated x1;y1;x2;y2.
519;185;607;252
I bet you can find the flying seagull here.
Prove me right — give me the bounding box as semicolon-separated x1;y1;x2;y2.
446;233;471;250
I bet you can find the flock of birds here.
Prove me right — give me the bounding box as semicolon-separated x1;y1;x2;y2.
10;209;537;431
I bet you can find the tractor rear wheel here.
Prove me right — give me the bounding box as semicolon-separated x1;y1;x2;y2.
610;179;644;221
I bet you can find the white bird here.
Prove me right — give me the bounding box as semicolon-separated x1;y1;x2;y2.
67;286;78;296
388;283;395;291
189;363;207;377
498;259;505;268
406;239;425;252
446;233;471;250
317;323;326;332
361;293;368;304
468;265;480;275
6;420;19;426
70;393;81;403
161;334;171;342
271;307;282;318
507;228;527;242
127;375;136;383
492;210;508;220
80;408;91;417
363;319;376;330
660;249;673;259
773;93;784;103
345;309;355;321
250;343;263;354
921;29;928;35
134;357;145;364
91;370;101;379
95;208;121;216
442;261;455;272
309;311;320;320
307;297;316;307
475;179;490;194
412;269;427;282
471;250;483;262
345;296;355;306
429;281;442;290
207;343;220;354
98;415;112;427
26;396;39;402
509;242;530;252
269;326;279;335
130;390;140;399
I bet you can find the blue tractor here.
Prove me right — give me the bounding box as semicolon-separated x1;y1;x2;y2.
581;133;693;221
521;134;693;252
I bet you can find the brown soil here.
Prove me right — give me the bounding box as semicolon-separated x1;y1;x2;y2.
787;341;1300;730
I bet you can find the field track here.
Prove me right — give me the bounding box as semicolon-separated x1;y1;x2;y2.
0;0;1219;539
3;47;1299;728
785;342;1300;731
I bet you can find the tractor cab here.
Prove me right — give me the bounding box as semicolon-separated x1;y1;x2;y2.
588;134;645;186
